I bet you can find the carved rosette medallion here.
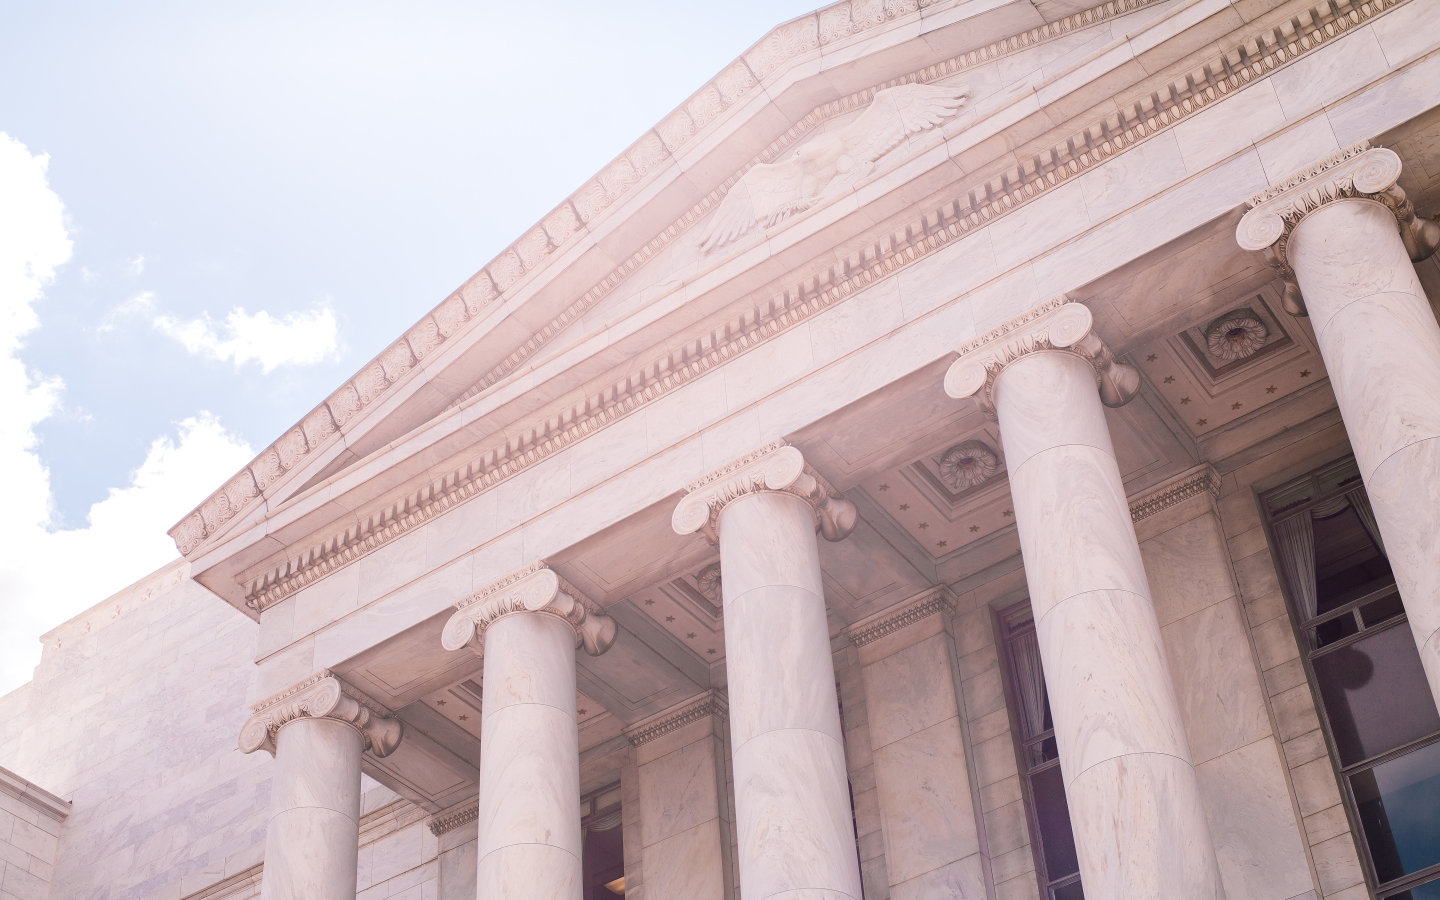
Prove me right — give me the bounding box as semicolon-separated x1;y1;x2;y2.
441;563;617;658
238;670;402;758
1205;315;1268;361
695;563;723;605
938;441;999;491
671;440;858;543
944;296;1140;419
1237;142;1440;316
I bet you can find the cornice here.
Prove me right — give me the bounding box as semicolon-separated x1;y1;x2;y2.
230;0;1407;614
1128;464;1222;522
624;691;729;747
440;562;617;657
944;296;1139;417
672;440;858;543
844;585;956;647
1238;142;1440;315
238;670;402;758
427;798;481;837
162;0;1177;561
0;765;69;821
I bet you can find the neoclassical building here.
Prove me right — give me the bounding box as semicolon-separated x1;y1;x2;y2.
4;0;1440;898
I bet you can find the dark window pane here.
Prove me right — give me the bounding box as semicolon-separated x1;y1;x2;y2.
1352;741;1440;884
1032;764;1081;880
1026;735;1059;768
1315;613;1360;648
1052;879;1085;900
1313;506;1394;612
1362;592;1406;628
1313;624;1440;765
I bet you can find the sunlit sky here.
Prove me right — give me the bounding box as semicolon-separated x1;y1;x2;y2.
0;1;820;693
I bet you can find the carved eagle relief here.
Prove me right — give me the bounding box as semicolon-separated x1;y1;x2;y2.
696;82;970;253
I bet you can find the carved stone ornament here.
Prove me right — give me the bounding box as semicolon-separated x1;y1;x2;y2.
1205;314;1267;361
441;562;617;658
695;563;723;605
696;82;969;253
943;296;1140;419
938;441;999;491
671;439;858;543
238;670;402;758
1237;142;1440;317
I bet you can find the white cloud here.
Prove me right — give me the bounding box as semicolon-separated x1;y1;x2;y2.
98;290;156;332
0;134;255;694
153;305;339;372
125;254;145;275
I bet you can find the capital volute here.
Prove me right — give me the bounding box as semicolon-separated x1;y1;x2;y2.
944;296;1139;419
239;670;402;758
1237;141;1440;316
671;439;858;543
441;562;617;657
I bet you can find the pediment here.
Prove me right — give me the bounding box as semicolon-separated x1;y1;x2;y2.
172;0;1378;615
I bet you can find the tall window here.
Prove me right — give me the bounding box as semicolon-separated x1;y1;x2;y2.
581;783;626;898
997;600;1083;900
1264;458;1440;898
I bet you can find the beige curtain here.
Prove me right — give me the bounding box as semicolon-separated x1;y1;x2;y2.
1273;513;1318;621
1345;486;1388;558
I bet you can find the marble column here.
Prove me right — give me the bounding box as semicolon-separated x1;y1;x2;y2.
441;562;617;900
673;440;862;900
1238;141;1440;702
946;298;1226;898
239;670;404;900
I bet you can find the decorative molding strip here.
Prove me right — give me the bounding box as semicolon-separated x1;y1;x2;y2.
1128;464;1222;523
170;0;1176;560
179;864;263;900
233;0;1406;612
428;799;481;837
0;765;69;821
45;560;188;655
624;691;729;747
1238;142;1440;315
945;296;1139;417
441;562;617;657
238;670;402;758
845;586;955;647
672;440;858;543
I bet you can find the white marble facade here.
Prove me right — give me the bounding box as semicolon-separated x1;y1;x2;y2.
5;0;1440;898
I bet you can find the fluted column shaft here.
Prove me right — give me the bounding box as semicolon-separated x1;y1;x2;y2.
995;350;1225;898
262;718;363;900
476;611;585;899
1287;197;1440;701
719;489;863;900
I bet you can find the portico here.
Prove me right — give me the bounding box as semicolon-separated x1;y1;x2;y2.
21;0;1439;897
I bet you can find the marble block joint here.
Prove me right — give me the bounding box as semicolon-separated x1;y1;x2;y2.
441;561;618;657
943;295;1140;417
1238;141;1440;316
238;669;402;758
672;439;858;543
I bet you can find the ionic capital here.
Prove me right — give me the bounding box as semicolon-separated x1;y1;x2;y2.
944;296;1139;419
239;670;402;758
671;439;858;543
1237;141;1440;316
441;562;617;657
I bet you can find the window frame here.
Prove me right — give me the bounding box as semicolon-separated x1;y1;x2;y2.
994;598;1083;900
1259;457;1440;899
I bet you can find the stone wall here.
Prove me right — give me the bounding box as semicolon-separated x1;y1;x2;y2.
0;766;67;900
0;561;271;900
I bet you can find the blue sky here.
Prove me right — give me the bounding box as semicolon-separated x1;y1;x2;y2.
0;1;819;692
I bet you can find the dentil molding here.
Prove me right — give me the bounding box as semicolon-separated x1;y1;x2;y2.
1127;464;1222;523
238;670;402;758
440;562;617;657
672;440;858;543
844;585;956;647
219;0;1406;615
1238;141;1440;315
624;691;729;747
944;296;1140;418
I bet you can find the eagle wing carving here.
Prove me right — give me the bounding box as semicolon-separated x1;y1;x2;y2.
695;81;969;253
